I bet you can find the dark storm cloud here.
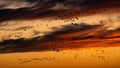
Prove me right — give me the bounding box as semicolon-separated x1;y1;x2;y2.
0;0;118;22
0;22;120;53
0;23;119;53
0;23;100;53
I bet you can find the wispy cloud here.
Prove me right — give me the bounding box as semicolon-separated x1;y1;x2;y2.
0;0;35;9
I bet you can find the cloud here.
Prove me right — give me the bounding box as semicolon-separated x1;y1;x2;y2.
0;0;35;9
0;0;120;53
1;23;120;53
0;0;119;22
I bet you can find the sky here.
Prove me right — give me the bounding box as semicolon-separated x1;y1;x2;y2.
0;0;120;53
0;0;120;68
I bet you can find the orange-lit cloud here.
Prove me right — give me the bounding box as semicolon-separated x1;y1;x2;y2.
0;0;120;53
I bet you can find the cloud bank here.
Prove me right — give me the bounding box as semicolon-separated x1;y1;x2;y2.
0;0;120;53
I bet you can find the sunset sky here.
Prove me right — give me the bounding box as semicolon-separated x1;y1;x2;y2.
0;0;120;68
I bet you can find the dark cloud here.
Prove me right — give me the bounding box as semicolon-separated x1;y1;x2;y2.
0;23;99;53
1;23;120;53
0;0;120;53
0;0;119;22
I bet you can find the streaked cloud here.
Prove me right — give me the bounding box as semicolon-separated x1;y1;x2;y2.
0;0;35;9
0;0;120;53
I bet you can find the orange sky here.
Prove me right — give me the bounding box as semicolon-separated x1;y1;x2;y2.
0;1;120;68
